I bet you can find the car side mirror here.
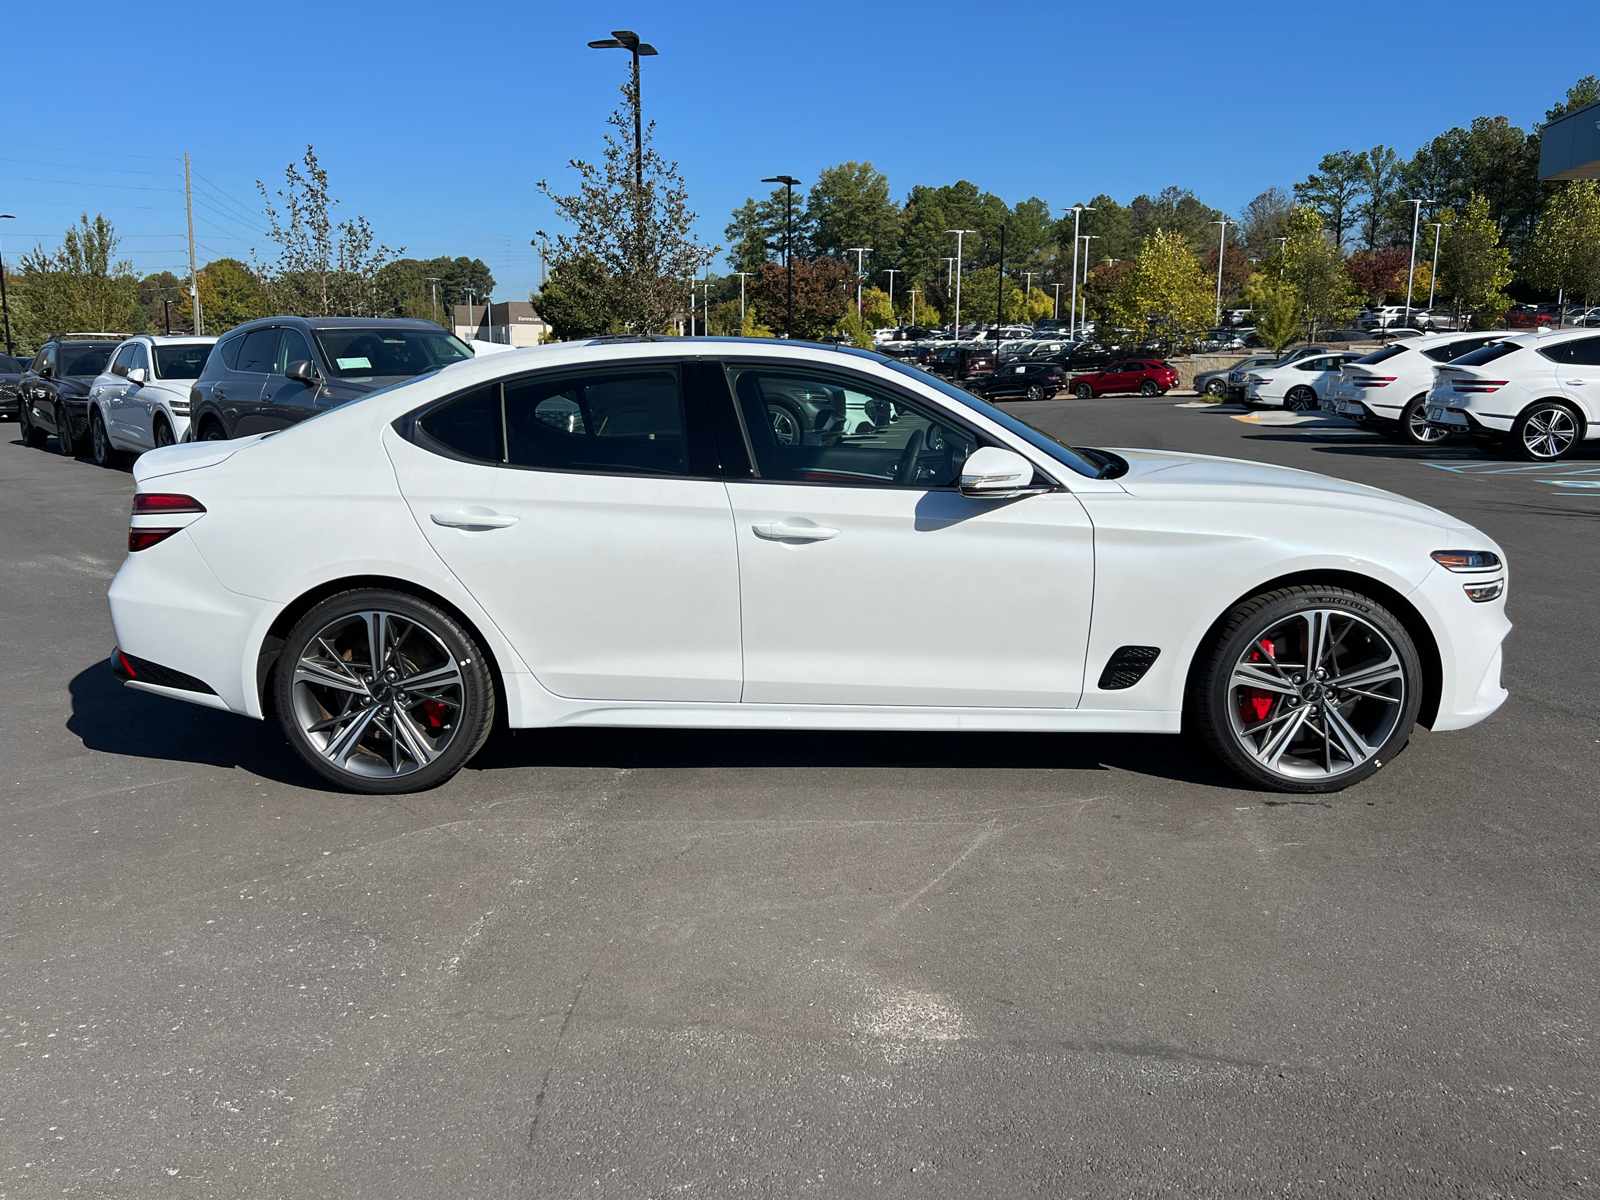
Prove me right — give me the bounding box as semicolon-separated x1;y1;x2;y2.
38;363;53;379
285;360;319;385
127;367;147;385
959;446;1037;498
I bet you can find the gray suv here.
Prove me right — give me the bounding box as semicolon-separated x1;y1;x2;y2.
187;317;474;441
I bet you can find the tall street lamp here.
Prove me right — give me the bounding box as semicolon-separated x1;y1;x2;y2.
909;287;920;327
1052;282;1063;320
883;268;899;325
847;247;871;318
1211;218;1229;324
735;271;751;323
761;175;801;338
1022;270;1036;315
1402;197;1435;326
1065;204;1096;339
941;257;956;298
1079;236;1100;336
1426;222;1444;313
947;229;975;339
587;30;658;193
0;213;14;358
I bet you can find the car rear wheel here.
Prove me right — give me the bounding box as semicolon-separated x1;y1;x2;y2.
1285;387;1318;412
1511;400;1581;461
1025;384;1044;401
1074;383;1093;399
90;410;119;468
19;403;46;448
1399;395;1447;446
1190;585;1422;793
767;402;804;447
275;589;497;795
1139;380;1159;396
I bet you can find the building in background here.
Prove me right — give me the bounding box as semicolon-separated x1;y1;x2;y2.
1539;98;1600;179
453;301;550;347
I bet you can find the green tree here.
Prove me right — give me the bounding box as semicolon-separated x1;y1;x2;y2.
1544;75;1600;124
1437;194;1512;328
531;255;614;340
12;213;144;349
1242;274;1303;352
1279;207;1361;339
957;266;1028;326
1098;230;1214;353
1357;145;1404;249
1525;181;1600;306
805;162;901;262
537;73;716;335
182;258;270;334
1294;151;1366;249
724;186;809;275
1406;118;1541;256
859;285;894;328
138;270;185;333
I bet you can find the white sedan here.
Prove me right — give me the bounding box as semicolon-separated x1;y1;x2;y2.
107;339;1511;796
1245;352;1364;410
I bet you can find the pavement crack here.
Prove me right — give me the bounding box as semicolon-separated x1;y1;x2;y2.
527;964;592;1147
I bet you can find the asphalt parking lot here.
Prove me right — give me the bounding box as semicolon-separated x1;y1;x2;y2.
3;397;1597;1199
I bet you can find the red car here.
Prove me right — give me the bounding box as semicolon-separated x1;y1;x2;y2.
1068;358;1179;398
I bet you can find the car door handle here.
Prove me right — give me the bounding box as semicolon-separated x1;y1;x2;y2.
753;520;839;542
430;510;519;530
1565;379;1586;385
214;386;227;400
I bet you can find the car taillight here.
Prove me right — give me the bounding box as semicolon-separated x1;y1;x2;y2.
129;493;205;552
1352;376;1396;387
1452;379;1508;393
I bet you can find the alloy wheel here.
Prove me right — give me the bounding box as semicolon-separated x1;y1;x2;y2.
91;412;114;467
1403;398;1447;445
1226;608;1407;782
1518;404;1578;459
768;404;802;446
289;610;465;781
154;419;174;448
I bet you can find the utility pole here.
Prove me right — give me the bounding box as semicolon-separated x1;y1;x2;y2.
947;230;975;341
162;298;171;335
1065;204;1095;340
184;153;202;335
0;213;14;357
426;277;441;326
463;286;478;341
847;247;870;319
883;268;899;324
1211;218;1229;324
735;271;751;323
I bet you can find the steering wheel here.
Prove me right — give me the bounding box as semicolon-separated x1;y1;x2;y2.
894;428;925;485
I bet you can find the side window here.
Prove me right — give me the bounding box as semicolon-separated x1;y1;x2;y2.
276;329;313;372
1564;336;1600;366
235;329;280;374
416;385;503;464
110;343;138;376
216;335;243;371
504;367;687;476
42;344;57;374
129;344;150;373
726;363;979;488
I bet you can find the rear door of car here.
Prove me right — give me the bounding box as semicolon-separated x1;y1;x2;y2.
224;328;280;435
1550;334;1600;421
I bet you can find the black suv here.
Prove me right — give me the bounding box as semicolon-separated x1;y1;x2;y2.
18;334;129;455
968;360;1066;401
188;317;473;440
0;352;25;420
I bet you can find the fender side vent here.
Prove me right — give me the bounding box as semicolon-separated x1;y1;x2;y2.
112;649;217;695
1098;645;1160;690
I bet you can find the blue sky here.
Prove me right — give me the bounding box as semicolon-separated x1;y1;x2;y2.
3;1;1594;301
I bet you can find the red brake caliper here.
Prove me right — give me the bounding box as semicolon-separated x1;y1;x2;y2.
1239;638;1276;723
422;699;448;730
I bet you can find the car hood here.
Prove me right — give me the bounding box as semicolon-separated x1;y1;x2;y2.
131;435;268;484
1102;447;1477;532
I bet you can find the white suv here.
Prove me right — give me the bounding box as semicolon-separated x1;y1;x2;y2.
86;335;216;466
1426;328;1600;460
1323;330;1505;445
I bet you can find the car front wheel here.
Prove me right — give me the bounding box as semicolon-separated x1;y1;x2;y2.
1204;379;1227;398
90;410;118;468
1074;383;1093;399
274;590;497;794
1511;400;1581;461
1025;384;1044;401
201;421;228;442
1190;585;1422;793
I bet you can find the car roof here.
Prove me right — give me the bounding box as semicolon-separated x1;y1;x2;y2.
139;334;218;344
224;316;445;334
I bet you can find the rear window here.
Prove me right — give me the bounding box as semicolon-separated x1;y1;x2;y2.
1354;345;1409;366
1454;342;1522;367
59;344;115;377
154;344;213;379
1422;337;1494;363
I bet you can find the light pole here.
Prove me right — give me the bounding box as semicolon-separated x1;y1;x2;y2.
1052;282;1063;320
1426;222;1444;313
1065;204;1096;339
1402;197;1434;326
1211;218;1229;324
1271;237;1287;276
947;229;975;339
1079;236;1100;336
847;247;871;318
462;286;478;341
1022;270;1036;318
0;213;14;357
761;175;801;338
909;287;920;327
735;271;751;323
426;276;441;327
884;268;899;324
587;30;658;193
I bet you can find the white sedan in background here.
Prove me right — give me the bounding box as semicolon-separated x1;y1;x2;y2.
107;339;1510;797
1245;352;1363;410
87;335;215;465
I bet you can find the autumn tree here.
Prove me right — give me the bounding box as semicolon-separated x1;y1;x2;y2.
1098;230;1214;353
1242;274;1304;352
1238;187;1294;256
1278;207;1361;339
1344;246;1412;308
748;256;851;340
537;72;716;335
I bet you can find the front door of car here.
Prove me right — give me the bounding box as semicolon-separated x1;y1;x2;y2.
1099;361;1135;392
225;328;279;435
121;342;156;449
101;343;137;443
257;328;320;431
715;360;1095;708
385;361;744;703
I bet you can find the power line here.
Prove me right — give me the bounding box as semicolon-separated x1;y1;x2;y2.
0;155;181;178
0;172;182;194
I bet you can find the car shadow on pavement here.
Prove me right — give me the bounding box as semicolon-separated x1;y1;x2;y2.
469;726;1240;787
66;662;323;788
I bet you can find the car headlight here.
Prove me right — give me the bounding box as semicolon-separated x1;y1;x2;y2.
1431;550;1501;572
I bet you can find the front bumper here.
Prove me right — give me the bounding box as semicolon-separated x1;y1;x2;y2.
1411;563;1512;732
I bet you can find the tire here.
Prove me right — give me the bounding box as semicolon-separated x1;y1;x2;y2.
90;410;119;468
274;589;497;795
56;410;77;457
1139;380;1159;396
153;416;175;448
1510;400;1582;461
1204;378;1227;398
1285;387;1318;413
1025;384;1044;401
1189;585;1422;794
1398;395;1447;446
767;402;804;447
201;421;228;442
1074;383;1093;399
19;402;46;448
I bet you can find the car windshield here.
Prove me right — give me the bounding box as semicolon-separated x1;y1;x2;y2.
312;327;473;379
883;360;1099;479
60;344;115;376
154;344;213;379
